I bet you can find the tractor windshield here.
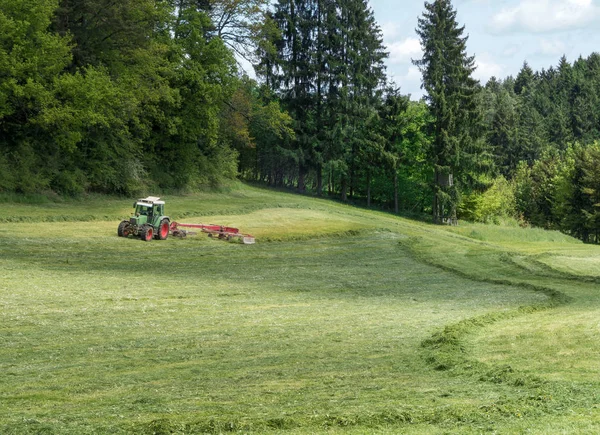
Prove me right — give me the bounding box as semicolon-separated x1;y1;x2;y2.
135;204;152;216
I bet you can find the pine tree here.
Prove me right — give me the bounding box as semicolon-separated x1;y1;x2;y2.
413;0;481;224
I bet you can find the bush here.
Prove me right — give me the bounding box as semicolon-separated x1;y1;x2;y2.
460;176;517;224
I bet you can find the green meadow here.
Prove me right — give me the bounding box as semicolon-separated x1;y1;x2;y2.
2;184;600;434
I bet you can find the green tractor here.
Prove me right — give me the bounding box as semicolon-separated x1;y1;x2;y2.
117;196;170;241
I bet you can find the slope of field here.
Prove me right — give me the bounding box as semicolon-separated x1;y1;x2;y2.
1;184;599;434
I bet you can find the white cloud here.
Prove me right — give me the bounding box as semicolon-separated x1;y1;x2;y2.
386;37;422;65
569;0;592;6
381;22;401;42
473;54;505;83
388;66;423;99
402;65;422;82
502;44;521;57
539;37;567;56
490;0;600;33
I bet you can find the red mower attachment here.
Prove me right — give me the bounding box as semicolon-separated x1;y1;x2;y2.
170;222;255;244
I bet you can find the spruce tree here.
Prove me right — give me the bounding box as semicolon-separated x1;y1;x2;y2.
273;0;317;191
487;85;519;176
571;54;600;143
266;0;386;197
413;0;481;224
546;56;574;149
343;0;387;200
514;61;535;96
379;86;411;213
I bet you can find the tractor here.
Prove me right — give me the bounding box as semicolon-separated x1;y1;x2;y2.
117;196;170;241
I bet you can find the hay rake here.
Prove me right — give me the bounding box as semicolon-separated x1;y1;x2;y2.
170;222;255;244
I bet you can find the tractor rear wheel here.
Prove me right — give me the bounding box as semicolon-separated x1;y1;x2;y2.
140;225;153;242
157;219;169;240
118;220;130;237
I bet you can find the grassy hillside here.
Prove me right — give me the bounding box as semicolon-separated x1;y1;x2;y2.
1;184;600;434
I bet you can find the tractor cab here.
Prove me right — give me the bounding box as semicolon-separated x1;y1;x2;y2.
134;201;164;217
132;197;165;225
153;203;164;216
135;203;151;216
132;201;153;225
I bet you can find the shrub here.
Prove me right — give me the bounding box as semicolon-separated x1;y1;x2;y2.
460;176;517;224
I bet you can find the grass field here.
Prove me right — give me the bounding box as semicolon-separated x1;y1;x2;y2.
2;184;600;434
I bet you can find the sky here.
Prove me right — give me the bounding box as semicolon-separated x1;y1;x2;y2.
370;0;600;99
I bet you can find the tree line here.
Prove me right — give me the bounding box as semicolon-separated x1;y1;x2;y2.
1;0;600;242
243;0;600;242
480;54;600;243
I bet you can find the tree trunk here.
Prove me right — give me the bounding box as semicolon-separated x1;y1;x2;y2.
433;169;440;224
394;171;399;214
450;199;457;226
367;170;371;208
341;177;347;202
316;163;323;196
297;162;305;193
255;149;259;181
349;165;354;199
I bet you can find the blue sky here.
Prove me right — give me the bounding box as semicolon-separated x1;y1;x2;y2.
370;0;600;99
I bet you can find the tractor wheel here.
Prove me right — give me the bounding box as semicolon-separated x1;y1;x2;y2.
140;225;153;242
118;220;130;237
156;219;169;240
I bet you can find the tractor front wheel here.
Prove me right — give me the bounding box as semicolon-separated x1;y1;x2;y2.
155;219;170;240
140;225;153;242
118;220;130;237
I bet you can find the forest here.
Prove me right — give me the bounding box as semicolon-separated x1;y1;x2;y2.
1;0;600;242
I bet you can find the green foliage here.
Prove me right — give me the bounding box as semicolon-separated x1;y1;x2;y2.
0;0;244;195
220;77;296;182
507;141;600;243
477;51;600;241
0;0;72;193
553;142;600;243
53;0;171;72
460;176;517;224
263;0;388;194
148;7;239;190
515;156;560;228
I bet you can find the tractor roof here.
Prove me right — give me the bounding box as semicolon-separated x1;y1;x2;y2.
136;196;165;205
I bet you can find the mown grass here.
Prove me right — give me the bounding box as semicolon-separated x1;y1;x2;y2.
2;184;600;433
